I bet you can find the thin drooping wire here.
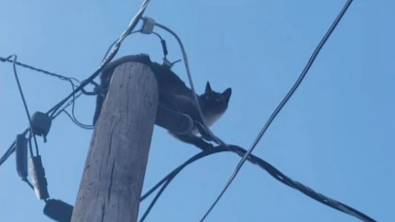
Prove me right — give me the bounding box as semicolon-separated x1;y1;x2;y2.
139;145;376;222
139;149;224;222
67;79;94;129
0;0;151;166
62;110;93;129
0;55;91;128
152;20;227;147
200;1;355;220
9;54;40;156
1;54;92;129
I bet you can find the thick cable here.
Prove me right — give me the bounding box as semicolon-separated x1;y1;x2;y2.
200;1;355;220
0;54;86;126
139;149;224;222
140;145;376;222
48;0;150;117
0;0;151;166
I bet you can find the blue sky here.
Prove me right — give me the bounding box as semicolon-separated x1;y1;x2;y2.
1;0;394;221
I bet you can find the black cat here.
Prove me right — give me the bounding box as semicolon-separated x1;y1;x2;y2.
92;54;231;150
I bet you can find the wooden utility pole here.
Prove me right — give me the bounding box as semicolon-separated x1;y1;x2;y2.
70;61;158;222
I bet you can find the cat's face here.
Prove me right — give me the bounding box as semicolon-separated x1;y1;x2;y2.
200;81;232;114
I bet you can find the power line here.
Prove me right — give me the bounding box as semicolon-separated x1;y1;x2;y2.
0;54;91;129
0;0;150;167
139;145;376;222
200;0;355;220
0;1;375;222
47;0;150;118
0;64;86;165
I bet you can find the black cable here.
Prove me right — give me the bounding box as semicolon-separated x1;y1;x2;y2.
139;177;172;222
0;54;89;128
9;55;40;156
0;57;104;165
0;0;149;166
0;55;82;114
1;2;370;222
202;0;355;219
140;145;376;222
0;66;82;165
139;148;224;222
61;110;94;130
47;0;149;117
52;92;82;120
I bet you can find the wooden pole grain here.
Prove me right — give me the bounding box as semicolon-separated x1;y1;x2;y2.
71;61;158;222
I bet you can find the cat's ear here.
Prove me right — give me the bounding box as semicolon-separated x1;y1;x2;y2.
222;88;232;103
205;81;212;93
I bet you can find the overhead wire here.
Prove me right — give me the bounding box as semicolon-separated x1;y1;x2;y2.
0;0;151;166
61;110;94;130
47;0;150;118
0;55;90;128
67;78;94;129
0;1;375;222
0;59;90;165
139;145;376;222
200;0;355;220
